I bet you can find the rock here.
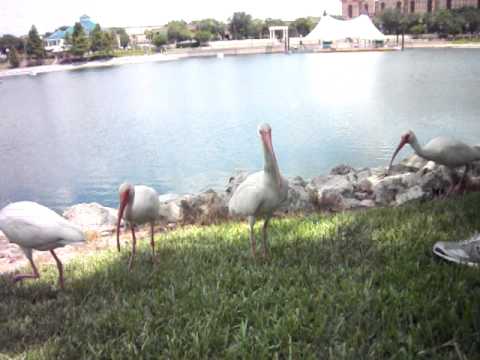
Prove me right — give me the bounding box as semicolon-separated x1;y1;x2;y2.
63;203;119;233
356;168;372;183
343;198;376;210
417;166;451;195
371;175;406;205
309;174;354;196
317;188;345;211
330;164;356;176
400;154;429;170
290;176;307;187
280;179;316;213
158;196;184;223
308;174;355;212
395;185;424;206
160;190;229;225
181;190;228;225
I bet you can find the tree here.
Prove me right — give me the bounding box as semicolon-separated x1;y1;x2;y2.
102;31;117;52
8;47;20;68
119;32;129;48
249;19;265;38
453;7;480;33
0;34;24;54
229;12;253;39
112;27;130;49
377;9;403;35
194;30;212;44
90;24;104;52
290;17;316;37
194;19;226;40
262;18;286;39
433;10;463;36
167;21;192;43
26;25;45;60
152;32;168;48
70;22;90;57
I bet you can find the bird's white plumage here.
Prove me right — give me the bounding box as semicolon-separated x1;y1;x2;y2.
421;136;480;168
122;185;159;225
0;201;85;251
228;171;288;217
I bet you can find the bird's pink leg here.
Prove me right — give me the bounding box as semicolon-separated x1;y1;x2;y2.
13;249;40;284
262;217;271;259
248;216;257;258
50;249;64;290
150;222;156;263
128;225;137;271
455;164;470;194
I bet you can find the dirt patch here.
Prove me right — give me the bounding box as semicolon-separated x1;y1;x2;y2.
0;224;173;276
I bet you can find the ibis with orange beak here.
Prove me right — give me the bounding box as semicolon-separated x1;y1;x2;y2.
116;183;160;270
228;123;288;258
0;201;85;289
388;130;480;194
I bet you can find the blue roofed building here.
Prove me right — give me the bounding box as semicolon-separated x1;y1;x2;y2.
45;15;97;53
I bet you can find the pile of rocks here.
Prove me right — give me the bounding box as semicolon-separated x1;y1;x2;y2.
64;155;479;233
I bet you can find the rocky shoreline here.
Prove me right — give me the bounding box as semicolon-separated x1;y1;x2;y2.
1;154;479;274
61;154;480;231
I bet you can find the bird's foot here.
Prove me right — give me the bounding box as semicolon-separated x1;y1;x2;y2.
12;273;39;284
128;258;134;272
261;250;270;261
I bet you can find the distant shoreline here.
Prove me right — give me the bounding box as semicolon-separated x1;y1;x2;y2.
1;41;479;79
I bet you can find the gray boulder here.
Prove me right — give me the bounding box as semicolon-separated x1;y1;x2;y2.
63;203;119;234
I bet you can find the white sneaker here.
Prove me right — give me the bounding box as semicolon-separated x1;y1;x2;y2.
433;233;480;267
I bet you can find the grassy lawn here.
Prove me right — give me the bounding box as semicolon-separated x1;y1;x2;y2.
451;37;480;44
2;194;480;358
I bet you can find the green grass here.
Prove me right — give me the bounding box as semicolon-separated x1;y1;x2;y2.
2;194;480;358
451;37;480;44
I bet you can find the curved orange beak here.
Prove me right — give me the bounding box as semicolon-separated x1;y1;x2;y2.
388;136;409;174
116;191;129;252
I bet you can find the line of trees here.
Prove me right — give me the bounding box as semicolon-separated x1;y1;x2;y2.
0;23;131;67
226;13;318;40
2;8;480;68
143;13;318;51
375;7;480;36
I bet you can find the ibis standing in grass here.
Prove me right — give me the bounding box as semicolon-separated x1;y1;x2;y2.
229;123;288;258
116;183;160;270
388;130;480;194
0;201;85;289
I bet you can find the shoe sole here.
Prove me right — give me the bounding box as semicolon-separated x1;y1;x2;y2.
432;245;479;267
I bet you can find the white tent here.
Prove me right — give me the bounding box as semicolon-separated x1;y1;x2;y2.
305;15;385;41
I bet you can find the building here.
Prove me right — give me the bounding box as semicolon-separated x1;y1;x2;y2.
45;15;97;53
343;0;377;18
342;0;480;18
124;26;166;48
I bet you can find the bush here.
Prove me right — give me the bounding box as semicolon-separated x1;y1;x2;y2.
410;24;426;35
194;30;212;45
153;32;168;48
8;48;20;68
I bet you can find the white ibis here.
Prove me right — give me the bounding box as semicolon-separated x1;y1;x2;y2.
388;130;480;194
0;201;85;289
116;183;160;270
228;123;288;258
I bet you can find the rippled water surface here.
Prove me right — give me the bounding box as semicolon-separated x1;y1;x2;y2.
1;48;480;209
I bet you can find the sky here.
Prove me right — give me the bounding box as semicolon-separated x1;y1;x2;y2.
0;0;342;36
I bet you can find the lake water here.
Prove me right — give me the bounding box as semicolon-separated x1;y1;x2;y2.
1;48;480;210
